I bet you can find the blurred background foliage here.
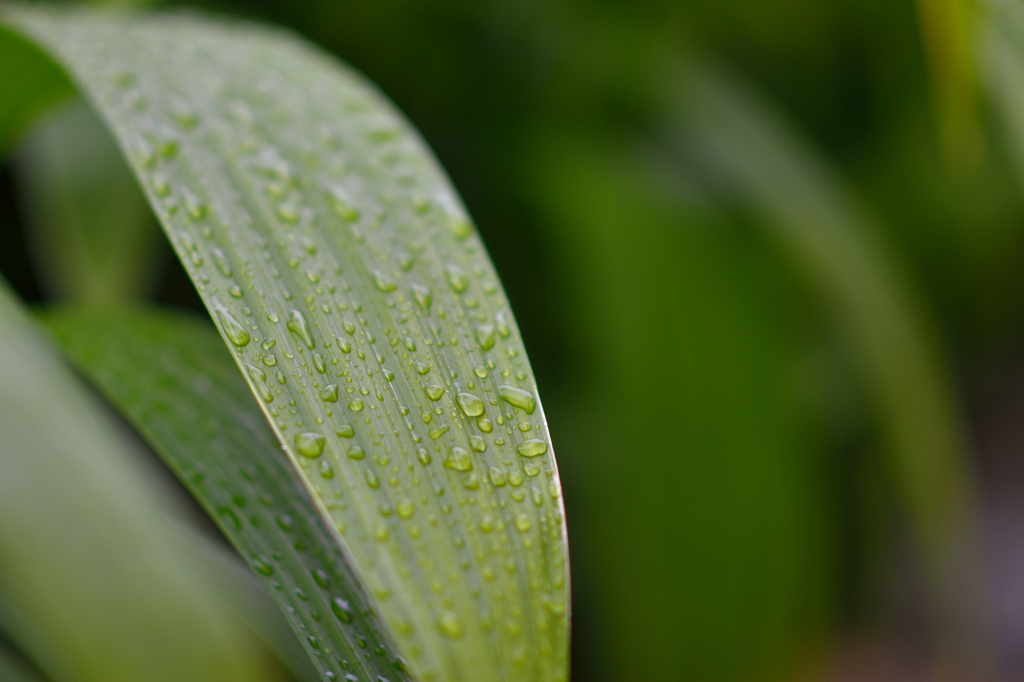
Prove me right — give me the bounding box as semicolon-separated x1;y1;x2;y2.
6;0;1024;680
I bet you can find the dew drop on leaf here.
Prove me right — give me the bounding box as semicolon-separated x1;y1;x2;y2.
214;301;250;347
444;446;472;471
476;325;495;350
437;610;464;638
444;264;469;293
411;284;432;312
456;392;485;417
287;309;315;348
499;385;537;414
373;270;398;292
294;432;326;458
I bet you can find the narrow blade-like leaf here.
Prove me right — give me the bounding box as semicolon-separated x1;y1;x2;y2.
44;305;410;682
0;278;275;682
3;7;570;681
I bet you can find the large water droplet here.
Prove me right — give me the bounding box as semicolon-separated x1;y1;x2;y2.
444;265;469;293
213;301;250;347
456;392;485;417
476;325;495;350
329;186;359;221
295;432;326;458
396;498;415;519
373;270;398;292
499;385;537;414
245;364;274;402
437;611;464;638
514;513;532;532
516;439;548;458
331;596;353;623
320;384;339;402
287;309;315;349
425;385;445;401
444;446;472;471
412;284;432;312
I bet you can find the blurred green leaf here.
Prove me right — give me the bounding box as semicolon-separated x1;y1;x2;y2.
3;5;569;681
0;24;71;155
14;97;164;302
0;638;47;682
674;65;984;662
0;279;275;682
44;305;407;682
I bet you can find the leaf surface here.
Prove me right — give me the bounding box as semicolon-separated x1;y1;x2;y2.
0;279;274;682
44;305;408;682
4;7;569;681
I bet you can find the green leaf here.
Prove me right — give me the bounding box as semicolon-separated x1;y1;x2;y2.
0;637;47;682
4;6;569;681
673;66;980;642
0;279;276;682
0;24;72;155
14;97;164;302
44;304;410;682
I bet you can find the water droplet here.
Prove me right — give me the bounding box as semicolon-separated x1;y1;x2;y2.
416;363;431;375
404;337;417;352
343;321;356;334
417;447;431;465
338;337;352;353
229;285;243;298
263;354;277;366
373;270;398;292
412;284;432;312
444;265;469;292
474;366;488;379
425;385;445;401
495;311;511;338
331;596;353;623
383;368;395;382
314;353;327;373
509;471;523;486
514;513;532;532
476;325;495;350
314;568;330;589
295;432;326;458
347;444;365;459
329;185;359;221
397;499;415;519
444;446;472;471
287;310;315;348
437;611;463;638
321;384;339;402
366;469;380;488
499;385;537;414
277;203;299;223
213;301;250;346
456;392;485;417
478;418;493;433
212;248;232;277
489;466;506;486
398;252;415;270
524;463;540;476
349;398;364;411
319;460;335;478
469;435;487;452
516;439;548;458
252;555;274;575
336;424;354;437
245;364;274;402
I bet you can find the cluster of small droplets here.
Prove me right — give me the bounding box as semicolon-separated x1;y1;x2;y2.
46;12;572;682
